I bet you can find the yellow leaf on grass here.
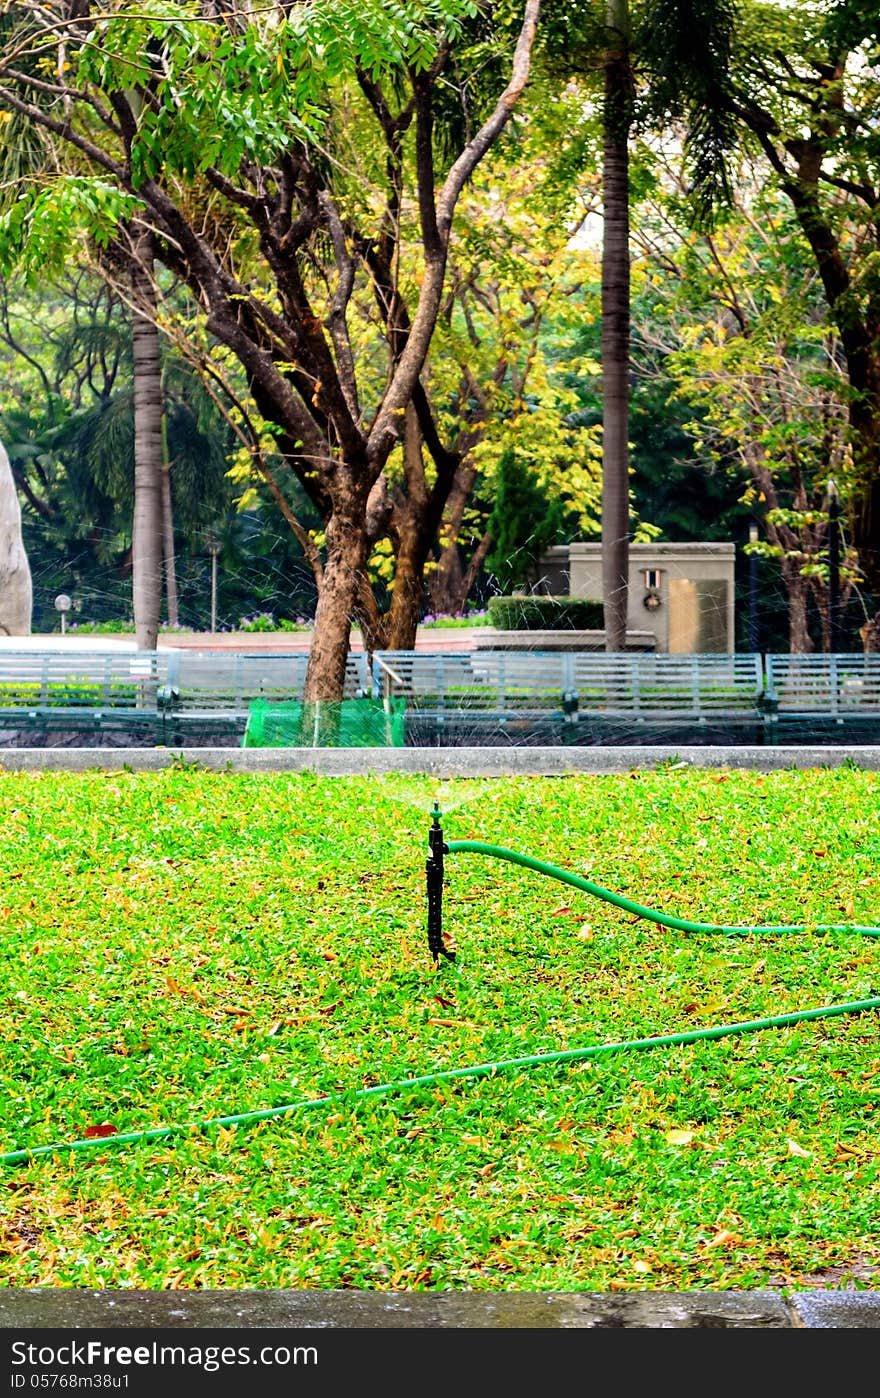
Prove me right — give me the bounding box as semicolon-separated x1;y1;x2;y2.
461;1133;487;1147
632;1260;652;1275
787;1138;812;1158
704;1228;739;1251
666;1129;696;1146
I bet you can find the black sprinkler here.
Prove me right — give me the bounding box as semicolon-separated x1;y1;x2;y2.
426;803;455;964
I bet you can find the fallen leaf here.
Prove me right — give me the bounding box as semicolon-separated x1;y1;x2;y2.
666;1128;696;1146
632;1260;652;1275
83;1123;118;1139
834;1142;862;1157
577;924;593;940
461;1133;487;1147
704;1228;739;1251
787;1138;812;1159
549;1138;575;1155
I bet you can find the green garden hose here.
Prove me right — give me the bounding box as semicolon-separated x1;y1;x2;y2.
445;838;880;937
3;995;880;1168
5;817;880;1169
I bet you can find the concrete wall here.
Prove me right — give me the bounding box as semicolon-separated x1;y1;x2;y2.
543;542;737;654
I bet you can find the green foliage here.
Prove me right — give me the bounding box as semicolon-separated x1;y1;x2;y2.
487;594;604;630
1;766;879;1288
485;448;572;592
0;181;139;283
636;0;738;227
73;0;481;188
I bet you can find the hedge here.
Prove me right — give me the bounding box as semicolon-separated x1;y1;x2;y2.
487;595;605;631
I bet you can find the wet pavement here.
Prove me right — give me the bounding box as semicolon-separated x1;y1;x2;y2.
0;1288;878;1328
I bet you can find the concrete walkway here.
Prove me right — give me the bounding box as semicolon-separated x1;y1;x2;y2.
0;1288;877;1328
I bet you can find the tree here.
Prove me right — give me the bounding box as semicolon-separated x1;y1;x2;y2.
545;0;737;651
600;0;633;652
129;229;164;650
0;0;541;696
0;272;234;629
731;0;880;643
484;445;570;592
645;181;857;651
422;146;604;615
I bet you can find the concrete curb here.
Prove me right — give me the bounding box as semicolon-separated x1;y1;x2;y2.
0;1287;877;1328
0;744;878;773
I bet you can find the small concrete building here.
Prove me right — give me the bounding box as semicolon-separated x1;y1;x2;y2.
537;542;736;654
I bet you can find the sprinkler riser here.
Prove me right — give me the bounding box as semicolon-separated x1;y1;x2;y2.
426;804;454;963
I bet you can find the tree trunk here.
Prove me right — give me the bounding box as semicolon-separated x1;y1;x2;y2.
160;402;179;629
429;464;478;616
849;355;880;617
130;230;164;652
303;501;367;701
384;521;430;652
601;0;632;653
781;559;813;654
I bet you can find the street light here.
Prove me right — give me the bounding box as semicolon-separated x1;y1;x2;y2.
54;593;72;637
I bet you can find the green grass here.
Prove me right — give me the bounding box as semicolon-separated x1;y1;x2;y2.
2;765;880;1292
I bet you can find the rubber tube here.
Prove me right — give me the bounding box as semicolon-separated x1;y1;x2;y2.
446;839;880;937
5;840;880;1168
3;994;879;1167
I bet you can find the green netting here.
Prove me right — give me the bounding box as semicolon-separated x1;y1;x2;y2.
241;697;406;748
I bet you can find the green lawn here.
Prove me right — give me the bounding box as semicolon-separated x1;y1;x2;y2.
1;764;879;1291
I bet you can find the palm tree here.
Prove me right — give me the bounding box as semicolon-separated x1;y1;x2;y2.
129;228;164;650
548;0;737;651
0;32;168;650
601;0;633;652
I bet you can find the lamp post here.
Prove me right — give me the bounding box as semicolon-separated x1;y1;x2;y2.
747;524;759;653
54;592;72;637
827;479;841;653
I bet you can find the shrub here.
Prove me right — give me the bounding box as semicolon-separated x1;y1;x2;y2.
487;595;604;631
238;613;313;632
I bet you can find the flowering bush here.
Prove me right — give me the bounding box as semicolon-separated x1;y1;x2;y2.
420;609;490;628
238;613;314;632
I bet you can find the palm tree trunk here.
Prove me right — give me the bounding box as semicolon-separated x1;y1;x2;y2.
131;228;164;652
160;402;179;629
601;0;632;653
